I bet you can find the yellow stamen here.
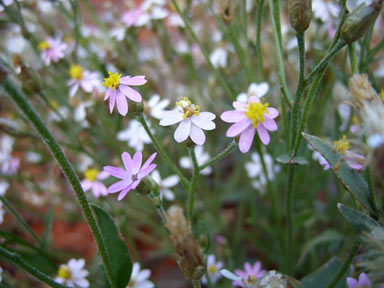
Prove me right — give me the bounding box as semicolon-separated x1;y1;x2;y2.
69;64;84;80
244;101;269;128
103;71;121;90
352;115;359;126
50;100;59;110
176;97;200;118
85;168;99;182
247;275;257;284
57;265;72;280
333;135;350;154
208;265;217;274
39;41;50;50
381;89;384;102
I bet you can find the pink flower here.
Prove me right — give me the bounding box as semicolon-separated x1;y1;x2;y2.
80;169;109;198
233;261;265;287
67;64;100;98
347;273;371;288
103;151;157;201
103;72;147;116
122;8;143;27
159;97;216;145
220;96;278;153
39;38;67;65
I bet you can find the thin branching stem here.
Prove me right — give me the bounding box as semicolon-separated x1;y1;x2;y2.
255;0;265;81
188;147;200;222
199;140;237;171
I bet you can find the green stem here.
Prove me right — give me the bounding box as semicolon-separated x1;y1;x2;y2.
188;147;200;222
366;167;379;218
285;166;295;275
199;140;237;171
325;237;360;288
0;246;69;288
348;43;358;74
137;114;190;191
171;0;236;99
192;280;202;288
255;0;265;81
0;196;42;246
2;77;116;288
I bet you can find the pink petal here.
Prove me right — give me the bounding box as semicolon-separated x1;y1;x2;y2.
257;125;270;145
189;124;206;145
174;119;191;143
262;117;278;131
103;166;129;179
81;180;92;192
117;186;132;201
226;118;252;137
69;83;79;98
99;184;108;196
138;164;157;179
191;115;215;130
116;91;128;116
267;107;279;118
97;171;110;180
120;75;147;86
121;152;133;171
220;111;247;123
141;152;157;171
92;184;101;198
248;96;260;103
132;151;143;174
109;89;117;114
239;126;256;153
119;85;142;102
104;88;112;100
233;101;247;111
108;179;132;193
130;179;141;190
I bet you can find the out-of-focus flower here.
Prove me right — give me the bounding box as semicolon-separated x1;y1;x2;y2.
0;0;23;12
145;94;170;119
136;0;169;27
117;119;152;151
312;0;340;22
210;47;228;68
237;82;269;103
347;272;371;288
233;262;265;287
202;255;223;284
221;96;279;153
55;259;89;288
103;72;147;116
0;202;5;224
334;135;365;170
122;8;143;27
260;270;286;288
346;0;373;12
127;263;155;288
0;135;19;175
0;266;2;283
151;170;179;201
39;38;67;65
104;151;157;201
167;13;185;27
67;64;100;98
313;151;331;170
179;145;212;175
0;181;8;196
80;168;109;198
159;97;216;145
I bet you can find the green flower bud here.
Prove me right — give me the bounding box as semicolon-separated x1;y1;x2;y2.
288;0;312;33
135;177;153;196
341;1;383;44
128;100;144;115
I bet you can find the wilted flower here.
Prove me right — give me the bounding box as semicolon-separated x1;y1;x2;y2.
202;255;223;284
39;38;67;65
103;72;147;116
260;270;286;288
127;263;155;288
347;273;371;288
55;259;89;288
151;170;179;201
80;168;109;198
103;151;157;201
117;119;152;151
220;96;279;153
67;64;100;98
159;97;216;145
179;145;212;175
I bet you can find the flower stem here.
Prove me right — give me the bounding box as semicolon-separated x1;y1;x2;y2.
285;166;295;275
199;140;237;171
0;195;42;247
348;43;358;74
0;246;69;288
192;280;202;288
137;114;190;191
255;0;265;81
188;147;200;222
2;76;116;288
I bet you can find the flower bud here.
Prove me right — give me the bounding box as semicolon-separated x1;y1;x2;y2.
341;1;383;44
220;0;234;24
135;177;153;196
128;100;144;115
288;0;312;33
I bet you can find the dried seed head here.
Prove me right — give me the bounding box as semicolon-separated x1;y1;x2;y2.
348;74;380;110
219;0;234;24
288;0;312;33
341;1;383;44
11;53;40;93
164;206;206;280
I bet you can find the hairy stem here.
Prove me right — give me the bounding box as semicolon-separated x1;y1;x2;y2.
188;147;200;222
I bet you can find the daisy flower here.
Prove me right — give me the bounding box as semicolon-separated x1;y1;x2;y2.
103;151;157;201
127;263;155;288
145;94;170;119
80;168;109;198
67;64;100;98
237;82;270;103
103;72;147;116
347;273;371;288
151;170;179;201
39;38;67;66
136;0;169;27
202;255;223;284
179;145;212;175
55;258;89;288
233;262;265;287
159;97;216;145
220;96;278;153
117;119;152;151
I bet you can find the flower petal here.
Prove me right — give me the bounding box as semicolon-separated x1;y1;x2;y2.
239;126;256;153
191;115;216;130
120;75;147;86
116;91;128;116
162;175;179;187
174;118;191;143
117;186;132;201
267;107;279;118
190;124;206;145
159;111;183;126
119;85;142;102
257;125;270;145
131;151;143;174
220;111;246;123
141;152;157;171
103;166;129;179
262;117;278;131
226;118;252;137
109;89;117;114
121;152;133;171
138;164;157;179
108;179;132;193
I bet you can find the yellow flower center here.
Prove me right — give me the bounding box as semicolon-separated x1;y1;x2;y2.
208;265;217;274
103;71;121;90
85;168;99;182
39;41;50;50
57;265;72;280
50;100;59;110
70;64;84;80
333;135;350;154
381;89;384;102
247;275;257;284
352;115;359;126
176;97;200;118
244;101;269;128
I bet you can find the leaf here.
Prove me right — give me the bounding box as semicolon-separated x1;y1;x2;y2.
302;133;372;212
301;258;349;288
338;204;379;234
276;153;309;165
42;205;54;251
91;204;132;288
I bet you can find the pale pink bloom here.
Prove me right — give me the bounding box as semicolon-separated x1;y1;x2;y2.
159;97;216;145
39;38;67;66
202;255;223;284
103;72;147;116
220;96;278;153
67;65;100;98
80;169;109;198
345;151;365;170
103;151;157;201
347;272;371;288
313;151;331;170
233;262;265;287
122;8;143;27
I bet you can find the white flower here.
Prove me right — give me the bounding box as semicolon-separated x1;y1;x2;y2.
0;135;19;175
127;262;154;288
367;133;384;148
312;151;331;170
179;146;212;175
260;270;286;288
210;47;228;68
25;151;42;163
0;202;5;224
0;0;23;12
67;65;100;98
0;181;9;196
159;97;216;145
312;0;340;22
146;94;170;119
237;82;269;103
110;26;126;42
73;101;93;125
346;0;372;12
202;255;223;284
375;61;384;78
136;0;169;27
167;13;185;27
151;170;179;201
55;258;89;288
117;119;152;151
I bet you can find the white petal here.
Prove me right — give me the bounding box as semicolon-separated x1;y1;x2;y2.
174;119;191;143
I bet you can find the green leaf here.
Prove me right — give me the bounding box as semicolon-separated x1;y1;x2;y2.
42;205;54;251
91;204;132;288
302;133;372;212
338;204;379;234
301;258;349;288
